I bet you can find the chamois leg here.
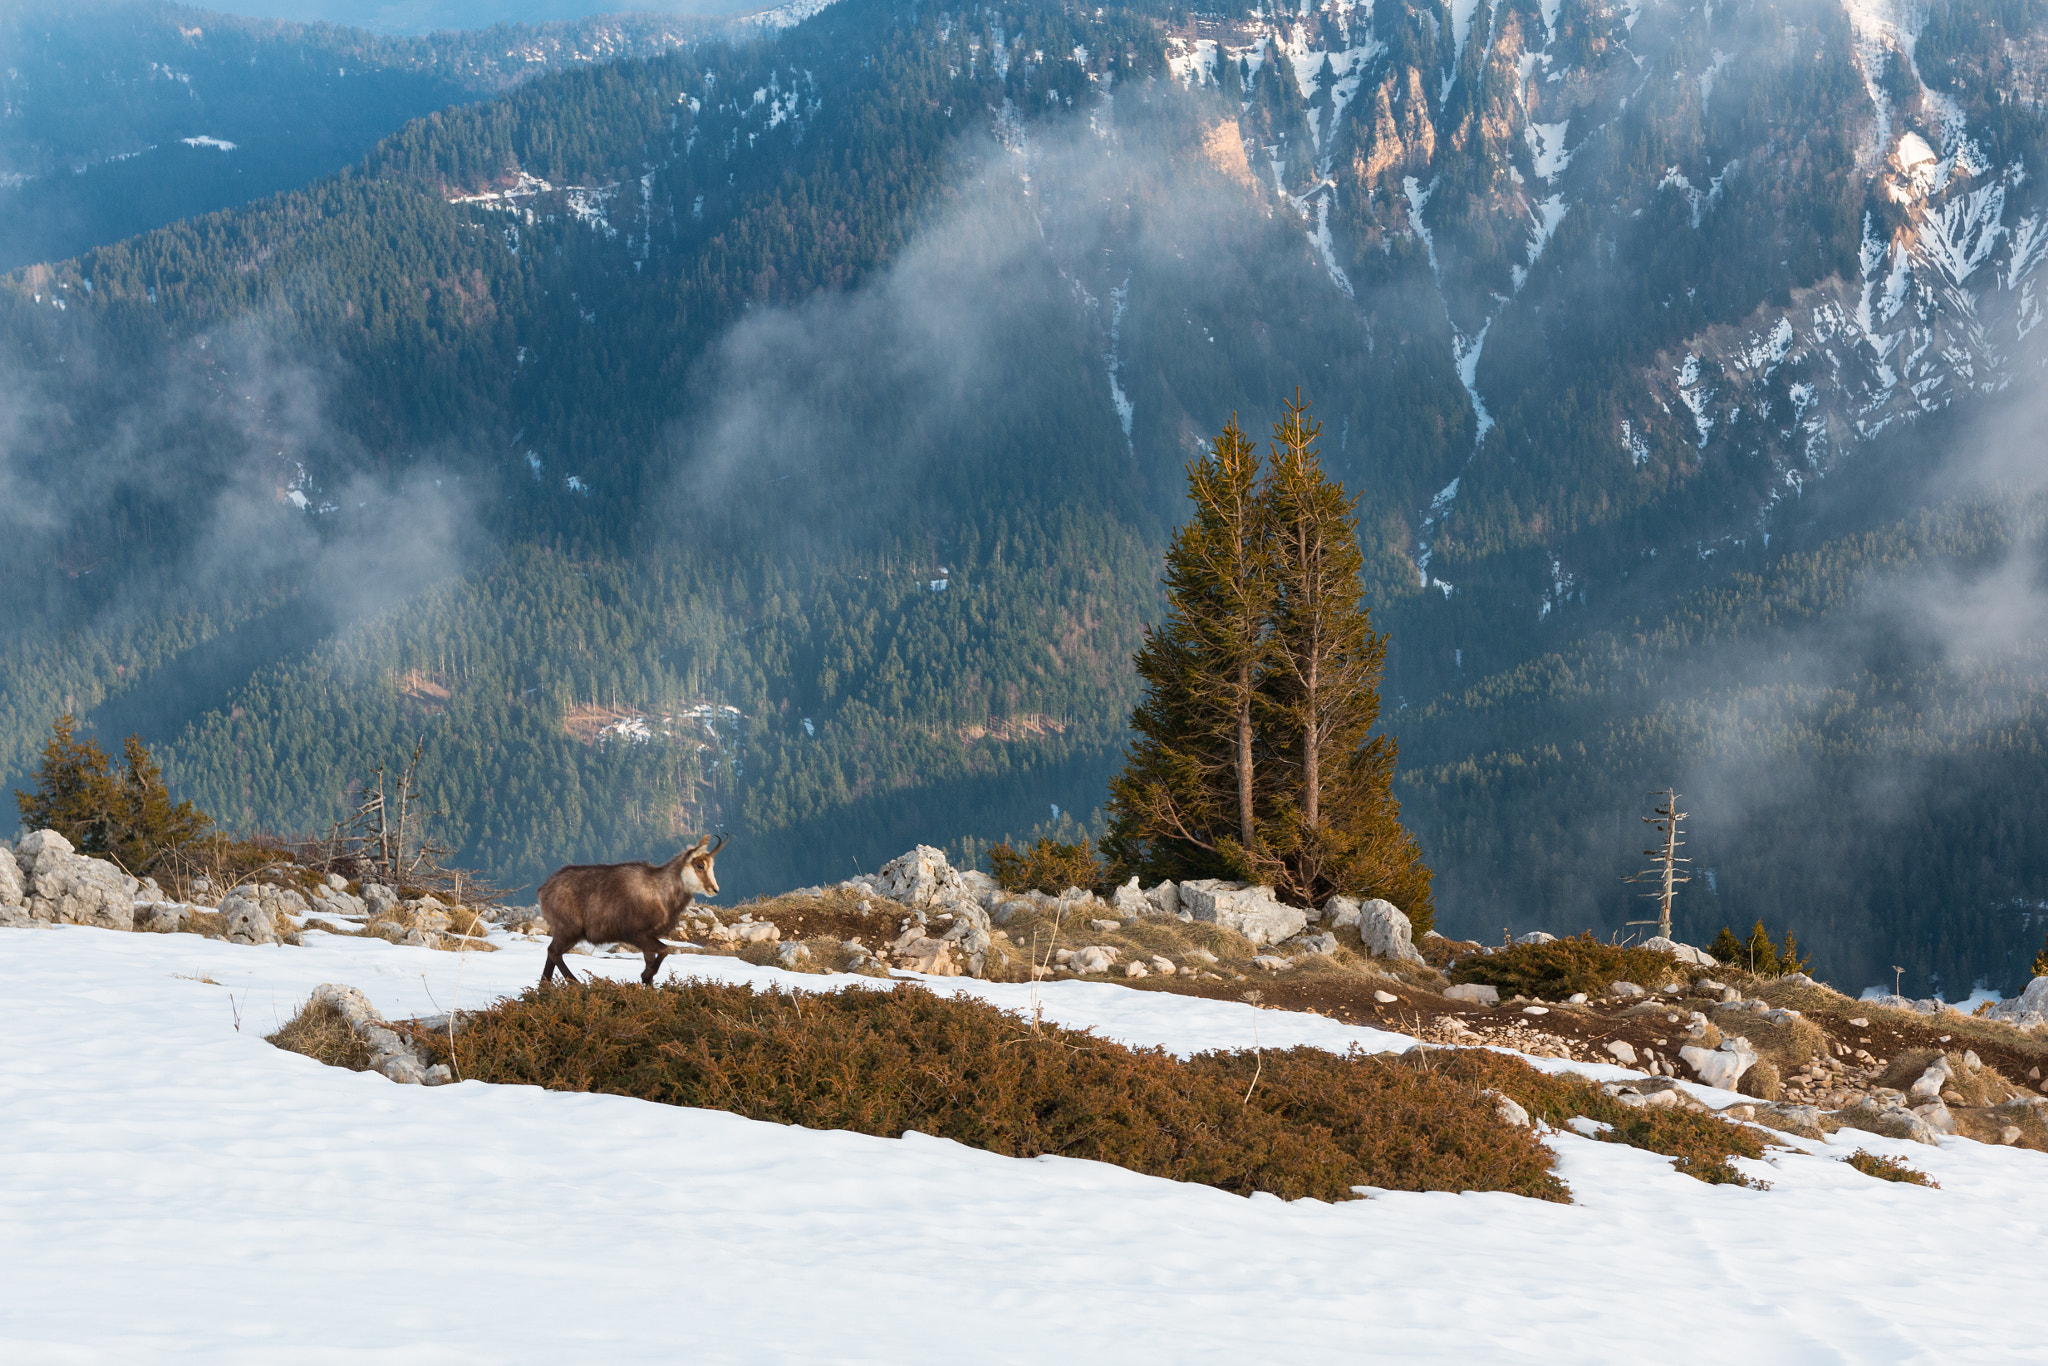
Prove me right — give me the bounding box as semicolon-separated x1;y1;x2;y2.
542;934;581;986
632;933;669;986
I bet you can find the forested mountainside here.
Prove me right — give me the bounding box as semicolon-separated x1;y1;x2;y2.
0;0;731;270
7;0;2048;996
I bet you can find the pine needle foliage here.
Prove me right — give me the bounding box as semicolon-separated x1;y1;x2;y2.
1104;395;1432;927
987;837;1107;895
14;715;210;875
1710;921;1810;977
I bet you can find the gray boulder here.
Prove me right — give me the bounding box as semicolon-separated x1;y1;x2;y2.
1515;930;1557;945
1982;976;2048;1032
218;885;313;945
1444;983;1499;1005
875;845;968;908
304;983;448;1085
1354;898;1426;965
1295;932;1339;957
361;883;400;917
1322;896;1362;928
1178;879;1308;947
133;903;191;933
1832;1096;1941;1146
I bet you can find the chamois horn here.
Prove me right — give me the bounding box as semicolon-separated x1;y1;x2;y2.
708;830;728;856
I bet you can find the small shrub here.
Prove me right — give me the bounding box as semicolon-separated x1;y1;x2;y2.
1449;933;1688;999
267;997;374;1072
2032;933;2048;979
1844;1150;1938;1187
423;980;1567;1203
988;837;1107;896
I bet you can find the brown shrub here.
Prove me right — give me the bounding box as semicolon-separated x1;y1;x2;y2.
1406;1048;1774;1187
1740;1059;1783;1101
267;997;374;1072
1844;1150;1938;1187
1450;934;1691;1000
421;980;1566;1203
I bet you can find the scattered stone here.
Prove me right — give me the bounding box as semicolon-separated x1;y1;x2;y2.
361;883;399;917
1373;990;1399;1004
1322;896;1362;928
1178;880;1308;947
1514;931;1557;945
1523;1005;1550;1016
1109;878;1150;918
1609;981;1644;998
2002;1126;2024;1145
775;941;810;968
1566;992;1588;1004
875;845;970;909
1295;932;1339;957
219;888;293;945
1124;962;1148;978
1603;1039;1638;1065
304;983;447;1085
1444;983;1499;1005
1980;976;2048;1032
1187;948;1218;965
1088;918;1120;933
1251;954;1294;972
1681;1035;1759;1091
1749;1103;1828;1140
1148;955;1176;976
1696;979;1727;994
133;902;191;932
0;846;24;909
736;921;781;943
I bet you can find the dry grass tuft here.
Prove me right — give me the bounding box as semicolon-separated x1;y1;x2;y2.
267;997;375;1072
420;979;1568;1203
1844;1149;1938;1187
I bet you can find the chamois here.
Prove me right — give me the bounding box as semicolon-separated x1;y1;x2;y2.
537;833;724;986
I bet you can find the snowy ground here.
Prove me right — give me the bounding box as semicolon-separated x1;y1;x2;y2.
3;924;2041;1363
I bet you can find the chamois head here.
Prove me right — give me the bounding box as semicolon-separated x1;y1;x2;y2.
676;832;724;897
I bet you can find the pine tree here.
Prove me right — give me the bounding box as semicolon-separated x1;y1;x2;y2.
1103;417;1273;882
1104;398;1433;928
14;716;209;875
1744;920;1782;977
2034;934;2048;980
1254;393;1432;918
1711;925;1744;966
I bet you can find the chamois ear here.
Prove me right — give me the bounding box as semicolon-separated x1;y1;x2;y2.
687;834;711;854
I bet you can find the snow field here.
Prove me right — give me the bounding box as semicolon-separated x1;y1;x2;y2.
2;924;2042;1363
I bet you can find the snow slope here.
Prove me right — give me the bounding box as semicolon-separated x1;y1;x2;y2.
3;924;2041;1363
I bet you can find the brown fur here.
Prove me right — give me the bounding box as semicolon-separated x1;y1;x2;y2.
537;834;723;986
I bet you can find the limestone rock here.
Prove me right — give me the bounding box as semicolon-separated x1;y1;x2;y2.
1609;981;1645;998
1832;1097;1941;1146
1251;954;1294;972
133;903;191;933
220;889;287;945
1681;1035;1758;1091
1178;880;1308;947
735;921;781;943
1444;983;1499;1005
1063;945;1118;975
1908;1059;1952;1103
1485;1090;1531;1127
776;941;811;968
875;845;968;908
887;924;961;976
1515;931;1557;945
304;983;441;1085
1643;936;1719;966
1373;989;1399;1004
361;883;399;918
21;834;140;931
1981;976;2048;1032
1295;932;1339;957
1322;896;1363;928
1911;1098;1957;1135
1088;918;1120;933
1124;962;1148;978
1110;878;1150;918
0;846;23;908
1750;1103;1828;1140
1603;1039;1638;1066
1143;881;1181;919
1149;955;1176;976
1353;898;1425;965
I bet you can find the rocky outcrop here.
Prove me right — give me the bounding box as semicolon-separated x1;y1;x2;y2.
1444;983;1499;1005
218;883;310;945
1981;977;2048;1032
1178;880;1307;947
1643;936;1719;967
1832;1093;1942;1146
1334;897;1426;965
14;828;156;931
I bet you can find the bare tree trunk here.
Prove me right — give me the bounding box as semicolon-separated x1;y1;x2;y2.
1236;661;1255;849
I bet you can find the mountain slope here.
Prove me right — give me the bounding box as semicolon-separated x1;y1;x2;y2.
7;0;2048;993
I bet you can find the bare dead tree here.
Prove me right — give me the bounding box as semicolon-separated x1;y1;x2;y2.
1624;788;1690;940
289;739;501;908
